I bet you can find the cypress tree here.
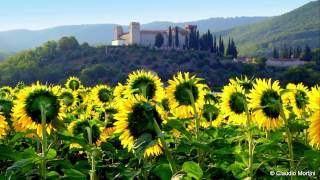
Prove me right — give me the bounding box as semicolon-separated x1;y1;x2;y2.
273;47;279;59
155;33;164;48
226;38;231;56
213;35;217;54
231;39;238;58
175;26;179;48
301;44;312;61
184;34;189;49
168;26;172;47
218;35;225;57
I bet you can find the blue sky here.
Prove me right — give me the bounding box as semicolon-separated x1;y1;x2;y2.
0;0;314;31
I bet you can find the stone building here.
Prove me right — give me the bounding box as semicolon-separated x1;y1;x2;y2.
112;22;197;48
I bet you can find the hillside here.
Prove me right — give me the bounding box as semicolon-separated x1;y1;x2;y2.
221;0;320;56
0;38;319;90
0;17;269;53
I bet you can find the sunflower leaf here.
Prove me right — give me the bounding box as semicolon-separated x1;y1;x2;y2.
165;119;192;140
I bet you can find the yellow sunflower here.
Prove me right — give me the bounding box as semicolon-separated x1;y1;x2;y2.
0;114;9;139
90;85;113;105
283;83;309;118
248;79;284;131
0;86;14;99
230;76;254;93
65;76;83;91
307;86;320;149
68;119;105;149
11;83;64;138
124;70;165;102
221;83;248;125
58;88;78;113
114;83;126;101
166;72;206;119
114;95;163;158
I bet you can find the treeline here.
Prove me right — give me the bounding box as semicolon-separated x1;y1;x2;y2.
155;26;238;59
272;44;313;61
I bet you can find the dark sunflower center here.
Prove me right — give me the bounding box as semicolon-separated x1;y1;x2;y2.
202;104;219;121
204;93;219;104
161;98;170;111
174;82;199;105
229;92;246;114
25;90;60;123
69;80;80;90
260;90;281;118
73;121;100;143
131;77;156;100
59;92;74;106
98;88;112;103
127;103;161;138
0;99;13;119
295;90;308;109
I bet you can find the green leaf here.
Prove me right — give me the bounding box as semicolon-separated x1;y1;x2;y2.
153;163;172;180
47;149;57;159
61;169;86;179
47;171;60;180
166;119;192;140
182;161;203;180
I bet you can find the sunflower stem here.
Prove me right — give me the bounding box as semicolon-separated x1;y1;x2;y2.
245;105;254;179
186;89;199;140
40;105;47;180
86;126;97;180
280;109;295;180
152;118;178;174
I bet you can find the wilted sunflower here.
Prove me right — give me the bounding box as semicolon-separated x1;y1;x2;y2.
0;86;13;99
0;114;9;139
283;83;309;118
11;83;64;137
90;85;113;105
58;88;78;113
307;86;320;149
65;77;83;91
230;76;254;93
124;70;165;102
249;79;284;131
114;95;163;158
166;72;206;119
221;83;248;125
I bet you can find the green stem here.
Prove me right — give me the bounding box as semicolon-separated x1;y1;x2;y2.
86;127;96;180
40;106;47;180
280;109;295;180
152;118;178;174
245;104;254;179
187;90;199;140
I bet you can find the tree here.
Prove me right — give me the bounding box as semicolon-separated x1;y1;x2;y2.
231;39;238;58
218;35;225;57
294;46;302;58
312;48;320;70
155;33;164;48
184;34;189;49
168;26;172;47
273;47;279;59
213;35;217;54
226;38;231;56
196;31;200;50
58;36;79;51
281;45;289;59
175;26;179;48
301;45;312;61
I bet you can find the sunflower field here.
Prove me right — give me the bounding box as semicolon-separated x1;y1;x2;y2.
0;70;319;180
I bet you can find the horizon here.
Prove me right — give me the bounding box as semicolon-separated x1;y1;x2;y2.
0;0;314;31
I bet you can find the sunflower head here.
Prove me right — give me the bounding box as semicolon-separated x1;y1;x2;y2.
0;114;9;139
249;79;284;131
230;76;254;93
0;98;13;120
12;83;63;137
66;77;83;91
58;89;78;112
166;72;206;118
114;83;126;100
114;95;163;157
283;83;309;117
308;85;320;111
125;70;165;102
221;83;247;125
91;85;113;105
0;86;13;99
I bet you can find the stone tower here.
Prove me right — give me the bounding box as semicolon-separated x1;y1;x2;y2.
129;22;141;45
114;26;123;40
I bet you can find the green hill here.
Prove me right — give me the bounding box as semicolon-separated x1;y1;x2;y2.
0;37;319;90
221;0;320;56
